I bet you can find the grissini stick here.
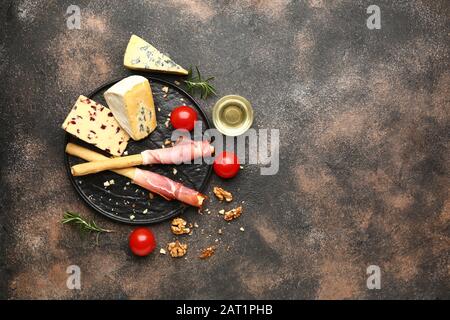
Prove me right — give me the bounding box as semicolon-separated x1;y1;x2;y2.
66;143;206;207
66;143;136;178
70;137;214;176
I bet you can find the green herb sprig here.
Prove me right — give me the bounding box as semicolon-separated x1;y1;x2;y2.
62;211;113;234
184;66;217;99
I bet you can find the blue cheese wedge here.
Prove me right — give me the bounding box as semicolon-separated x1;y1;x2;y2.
104;75;157;141
62;96;130;156
124;35;189;75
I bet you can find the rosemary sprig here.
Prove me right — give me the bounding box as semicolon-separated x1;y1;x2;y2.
184;66;217;99
62;211;114;234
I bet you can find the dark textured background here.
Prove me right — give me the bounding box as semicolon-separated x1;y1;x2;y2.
0;0;449;299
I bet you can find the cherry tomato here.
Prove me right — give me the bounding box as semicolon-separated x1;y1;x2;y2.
170;106;198;131
213;151;240;179
129;227;156;257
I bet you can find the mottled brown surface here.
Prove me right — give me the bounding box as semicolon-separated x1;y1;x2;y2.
0;0;449;299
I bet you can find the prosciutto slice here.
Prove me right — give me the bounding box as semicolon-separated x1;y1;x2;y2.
133;168;206;207
141;136;214;165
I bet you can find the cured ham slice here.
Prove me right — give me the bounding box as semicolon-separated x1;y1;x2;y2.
133;168;206;207
141;136;213;165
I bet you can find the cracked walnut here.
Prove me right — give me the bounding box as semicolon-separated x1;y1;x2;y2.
213;187;233;202
199;246;216;259
167;240;187;257
171;217;191;235
224;206;242;221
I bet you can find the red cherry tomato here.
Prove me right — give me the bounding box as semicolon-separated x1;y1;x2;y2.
170;106;198;131
213;151;240;179
129;227;156;257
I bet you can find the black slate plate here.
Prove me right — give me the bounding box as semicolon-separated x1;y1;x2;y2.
64;76;212;224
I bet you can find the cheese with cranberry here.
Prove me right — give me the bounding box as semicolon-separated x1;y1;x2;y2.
62;96;130;156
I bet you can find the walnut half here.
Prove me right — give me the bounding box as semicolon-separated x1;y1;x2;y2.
199;246;216;259
213;187;233;202
167;240;187;257
171;217;191;235
224;206;242;221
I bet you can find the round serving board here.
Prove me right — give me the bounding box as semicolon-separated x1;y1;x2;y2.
65;76;212;224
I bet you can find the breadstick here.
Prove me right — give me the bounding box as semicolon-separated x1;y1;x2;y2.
70;137;213;177
70;153;143;176
66;143;136;179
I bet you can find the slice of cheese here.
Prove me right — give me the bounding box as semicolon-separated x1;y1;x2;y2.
124;34;189;75
104;75;157;141
62;95;130;156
